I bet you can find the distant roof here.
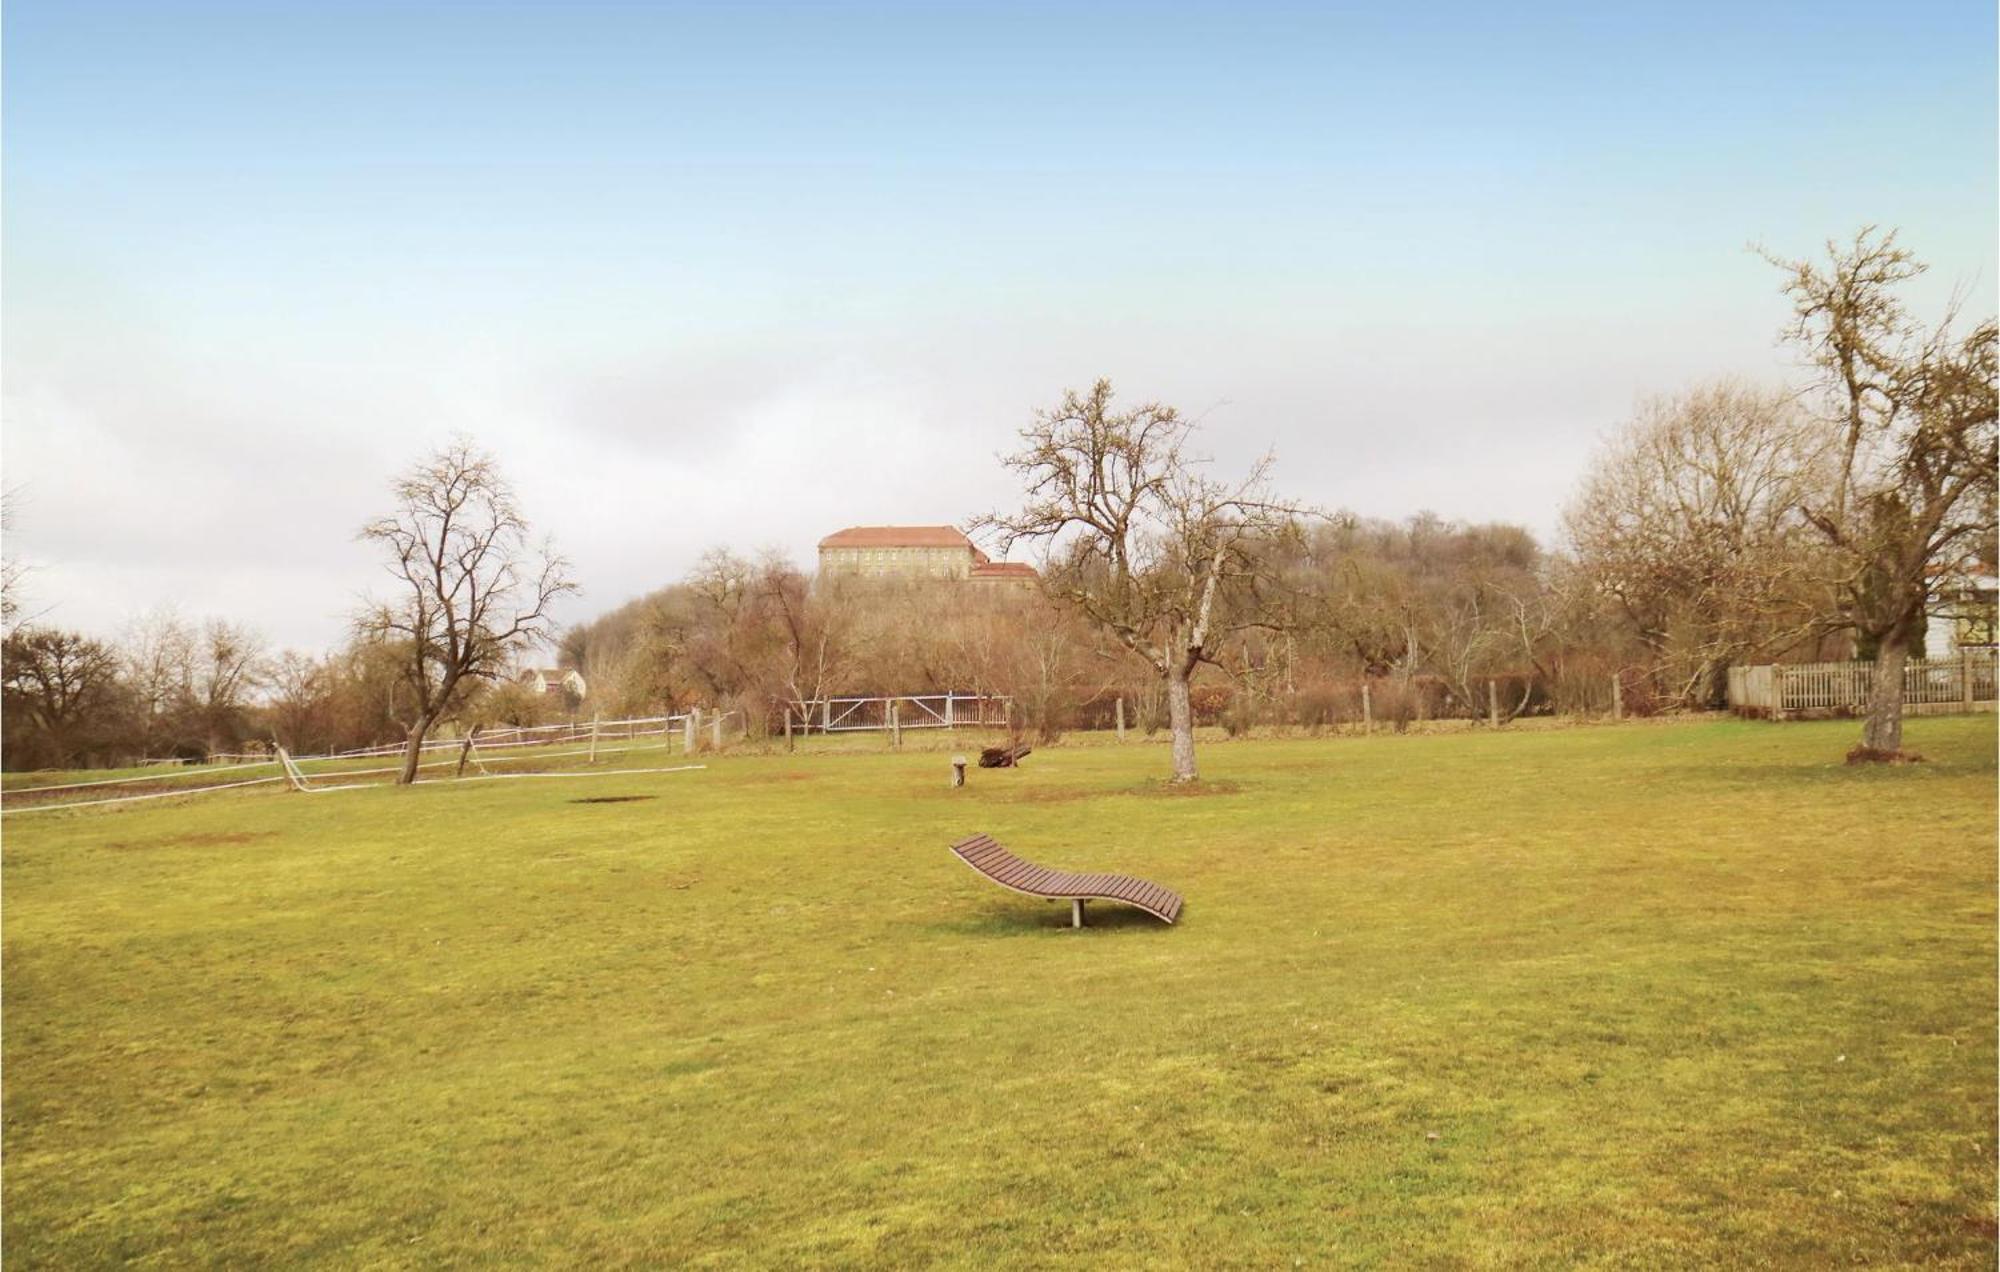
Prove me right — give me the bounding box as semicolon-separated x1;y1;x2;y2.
969;561;1039;580
818;525;972;549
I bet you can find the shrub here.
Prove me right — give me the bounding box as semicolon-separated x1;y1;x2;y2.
1294;683;1343;733
1368;677;1419;732
1188;683;1233;725
1616;669;1663;718
1221;698;1257;738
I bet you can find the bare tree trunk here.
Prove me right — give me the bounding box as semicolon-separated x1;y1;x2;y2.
1859;631;1909;755
398;715;433;785
1165;662;1198;783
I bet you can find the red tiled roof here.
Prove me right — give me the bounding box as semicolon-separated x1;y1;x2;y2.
818;525;973;549
969;561;1039;580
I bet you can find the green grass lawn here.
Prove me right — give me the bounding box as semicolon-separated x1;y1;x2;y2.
4;717;1995;1266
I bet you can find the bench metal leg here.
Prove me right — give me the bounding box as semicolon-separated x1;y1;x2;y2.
1071;899;1086;928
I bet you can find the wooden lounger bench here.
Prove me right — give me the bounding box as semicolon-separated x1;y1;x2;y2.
949;832;1183;927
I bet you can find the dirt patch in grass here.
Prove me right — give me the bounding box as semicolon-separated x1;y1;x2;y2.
982;778;1248;802
1127;778;1244;798
569;795;658;805
1846;745;1927;765
105;831;277;851
987;785;1097;803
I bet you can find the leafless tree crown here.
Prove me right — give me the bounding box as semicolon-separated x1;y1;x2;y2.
357;438;576;750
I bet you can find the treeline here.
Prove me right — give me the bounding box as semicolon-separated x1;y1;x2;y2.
0;390;1970;771
0;380;1977;771
0;611;566;771
553;498;1854;746
5;230;1990;771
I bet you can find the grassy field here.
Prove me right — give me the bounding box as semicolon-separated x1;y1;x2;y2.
4;716;1994;1266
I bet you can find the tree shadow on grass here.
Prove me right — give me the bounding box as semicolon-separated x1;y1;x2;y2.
1680;757;1983;790
926;900;1178;937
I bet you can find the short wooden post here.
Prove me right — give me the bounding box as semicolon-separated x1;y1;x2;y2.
683;711;696;752
785;712;795;752
945;692;956;729
1071;899;1086;929
589;714;600;763
822;699;831;732
689;707;702;753
1611;675;1623;721
950;756;966;788
1964;649;1975;709
1361;682;1373;735
1487;680;1499;728
1115;697;1126;742
711;711;723;750
890;699;902;749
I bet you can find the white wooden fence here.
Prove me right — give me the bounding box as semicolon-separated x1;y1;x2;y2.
785;694;1011;735
197;711;736;767
1728;650;1997;719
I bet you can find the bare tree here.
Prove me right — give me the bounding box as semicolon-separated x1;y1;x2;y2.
1564;380;1835;707
1765;229;1998;757
751;551;851;716
978;379;1306;782
358;439;576;784
265;650;332;751
122;607;198;752
192;619;267;754
2;627;127;768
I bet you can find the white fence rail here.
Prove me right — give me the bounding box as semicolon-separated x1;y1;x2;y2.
786;694;1011;734
196;712;731;768
1728;650;1997;718
3;709;741;815
37;712;741;791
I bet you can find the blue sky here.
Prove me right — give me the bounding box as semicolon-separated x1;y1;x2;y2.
5;1;1995;649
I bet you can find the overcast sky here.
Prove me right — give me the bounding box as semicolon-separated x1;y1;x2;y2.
4;1;1995;652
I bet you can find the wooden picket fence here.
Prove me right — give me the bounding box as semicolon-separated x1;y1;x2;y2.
1728;649;1997;719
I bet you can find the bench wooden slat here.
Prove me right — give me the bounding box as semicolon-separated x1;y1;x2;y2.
948;833;1182;925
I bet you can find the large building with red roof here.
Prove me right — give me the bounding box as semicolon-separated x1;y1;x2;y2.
817;525;1038;587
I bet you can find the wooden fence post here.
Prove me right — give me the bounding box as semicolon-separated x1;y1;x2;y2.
1115;697;1126;742
1361;682;1373;734
711;711;723;750
1965;649;1975;709
891;699;902;749
1487;679;1499;728
1611;675;1623;721
688;708;701;753
785;712;795;753
589;714;600;764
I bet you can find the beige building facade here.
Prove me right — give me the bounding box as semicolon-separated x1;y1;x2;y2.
817;526;1038;587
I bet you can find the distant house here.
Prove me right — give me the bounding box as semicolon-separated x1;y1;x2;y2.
817;525;1038;588
520;667;587;700
1926;559;1999;655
